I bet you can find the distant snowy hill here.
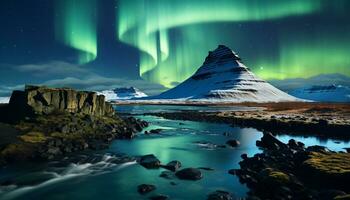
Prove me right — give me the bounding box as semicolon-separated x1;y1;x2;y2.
289;85;350;102
0;97;10;104
149;45;300;102
270;73;350;91
98;87;147;101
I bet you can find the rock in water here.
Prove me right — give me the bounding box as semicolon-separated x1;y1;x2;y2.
226;139;240;147
137;184;156;194
8;85;114;118
139;154;161;169
150;45;300;102
149;194;169;200
256;132;288;150
175;168;203;180
207;190;234;200
162;160;182;171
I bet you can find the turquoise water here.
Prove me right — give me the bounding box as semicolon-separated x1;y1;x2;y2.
0;105;348;200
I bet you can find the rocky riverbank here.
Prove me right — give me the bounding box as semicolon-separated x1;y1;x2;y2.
0;85;148;166
148;103;350;139
231;132;350;200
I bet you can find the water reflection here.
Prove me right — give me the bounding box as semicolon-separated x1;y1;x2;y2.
0;105;348;200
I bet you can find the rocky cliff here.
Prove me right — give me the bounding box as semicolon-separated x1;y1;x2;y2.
8;85;115;117
0;85;149;165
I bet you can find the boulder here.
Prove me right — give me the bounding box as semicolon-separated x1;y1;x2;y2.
162;160;181;171
334;194;350;200
137;184;156;194
317;190;347;200
306;145;330;153
149;129;162;134
159;171;175;179
175;168;203;180
207;190;234;200
226;139;240;147
256;132;288;150
241;153;248;160
198;167;214;171
139;154;161;169
149;194;169;200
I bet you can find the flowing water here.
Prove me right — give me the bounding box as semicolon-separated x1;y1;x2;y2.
0;105;349;200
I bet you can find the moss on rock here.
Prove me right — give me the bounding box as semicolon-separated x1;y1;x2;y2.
19;132;47;143
0;142;36;162
303;152;350;176
260;168;291;185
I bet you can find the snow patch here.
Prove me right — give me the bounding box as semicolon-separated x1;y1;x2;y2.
289;85;350;102
98;87;147;101
0;97;10;104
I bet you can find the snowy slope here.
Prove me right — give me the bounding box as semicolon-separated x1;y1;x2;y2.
151;45;300;102
289;85;350;102
98;87;147;101
0;97;10;104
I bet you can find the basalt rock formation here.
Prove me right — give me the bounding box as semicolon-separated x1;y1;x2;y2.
0;85;148;165
232;133;350;200
8;85;114;119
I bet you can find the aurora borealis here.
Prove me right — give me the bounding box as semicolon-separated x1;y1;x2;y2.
0;0;349;94
55;0;97;64
117;0;350;87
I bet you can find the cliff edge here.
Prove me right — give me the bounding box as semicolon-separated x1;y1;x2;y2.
8;85;114;118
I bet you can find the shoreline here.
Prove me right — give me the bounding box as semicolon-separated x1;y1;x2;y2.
144;102;350;139
111;100;349;107
233;132;350;199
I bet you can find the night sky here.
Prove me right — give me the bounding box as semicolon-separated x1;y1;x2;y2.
0;0;349;97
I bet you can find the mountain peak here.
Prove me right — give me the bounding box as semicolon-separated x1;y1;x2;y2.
204;45;241;65
152;45;300;102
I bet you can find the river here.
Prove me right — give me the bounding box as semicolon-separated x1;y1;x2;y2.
0;105;348;200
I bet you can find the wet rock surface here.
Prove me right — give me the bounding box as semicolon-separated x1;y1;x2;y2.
207;190;234;200
193;140;226;150
124;117;149;133
175;168;203;180
226;139;240;147
231;132;350;200
137;184;156;194
138;154;161;169
148;129;163;134
149;194;169;200
159;171;175;179
162;160;182;172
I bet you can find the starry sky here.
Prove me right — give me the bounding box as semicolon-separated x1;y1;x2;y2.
0;0;349;97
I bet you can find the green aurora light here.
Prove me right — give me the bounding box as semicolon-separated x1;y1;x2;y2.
117;0;350;88
55;0;97;64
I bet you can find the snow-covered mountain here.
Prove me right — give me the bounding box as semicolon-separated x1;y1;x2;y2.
150;45;300;102
289;85;350;102
0;97;10;104
270;73;350;91
98;87;147;101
